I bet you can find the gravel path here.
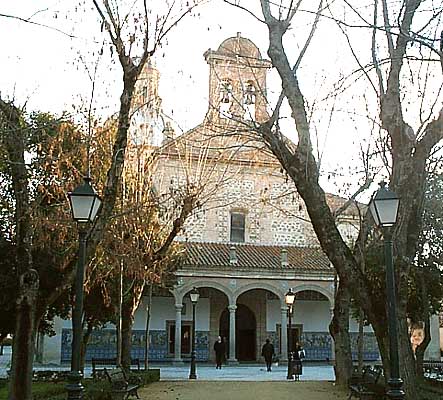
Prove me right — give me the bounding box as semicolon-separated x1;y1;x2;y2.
139;381;349;400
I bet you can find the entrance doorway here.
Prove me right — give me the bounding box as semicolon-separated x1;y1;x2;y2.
220;304;256;361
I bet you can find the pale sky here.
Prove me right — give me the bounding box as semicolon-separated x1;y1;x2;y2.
2;0;422;198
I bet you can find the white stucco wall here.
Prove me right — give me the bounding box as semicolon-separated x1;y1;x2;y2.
266;299;376;334
41;317;63;364
57;296;210;332
266;299;332;332
349;318;375;333
135;296;210;331
294;301;332;331
425;314;441;360
266;300;280;331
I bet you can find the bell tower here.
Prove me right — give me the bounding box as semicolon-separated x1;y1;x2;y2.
204;33;271;124
129;59;169;147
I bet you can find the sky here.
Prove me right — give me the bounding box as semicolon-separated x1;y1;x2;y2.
1;0;273;128
0;0;416;198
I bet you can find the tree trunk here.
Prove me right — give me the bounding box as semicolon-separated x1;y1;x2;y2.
144;283;153;370
357;310;364;375
80;322;94;371
8;270;39;400
415;315;430;382
415;268;431;381
398;317;419;399
117;261;123;366
329;281;353;386
371;310;419;399
121;300;135;371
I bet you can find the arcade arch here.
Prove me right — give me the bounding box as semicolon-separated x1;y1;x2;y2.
168;280;334;363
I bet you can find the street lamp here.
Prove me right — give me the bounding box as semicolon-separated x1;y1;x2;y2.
66;176;101;400
189;287;199;379
369;181;404;400
285;288;295;380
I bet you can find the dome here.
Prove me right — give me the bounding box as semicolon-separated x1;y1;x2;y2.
217;33;261;59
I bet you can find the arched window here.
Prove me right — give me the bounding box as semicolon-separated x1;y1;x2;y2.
219;79;233;118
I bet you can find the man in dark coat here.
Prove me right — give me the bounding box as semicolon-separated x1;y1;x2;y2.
214;336;226;369
261;338;274;372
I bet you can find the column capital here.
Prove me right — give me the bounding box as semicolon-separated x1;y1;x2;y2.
228;304;237;312
175;304;183;312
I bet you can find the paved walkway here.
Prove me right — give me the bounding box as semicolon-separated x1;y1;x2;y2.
138;381;348;400
156;363;335;381
0;347;335;381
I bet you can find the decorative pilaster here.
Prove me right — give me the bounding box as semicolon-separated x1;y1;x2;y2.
228;304;238;364
173;304;183;364
280;307;288;363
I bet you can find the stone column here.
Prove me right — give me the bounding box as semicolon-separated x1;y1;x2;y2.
280;307;288;363
329;308;335;361
173;304;184;364
228;304;238;364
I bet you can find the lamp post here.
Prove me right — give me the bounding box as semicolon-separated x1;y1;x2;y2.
369;181;405;400
66;176;101;400
189;287;199;379
285;288;295;380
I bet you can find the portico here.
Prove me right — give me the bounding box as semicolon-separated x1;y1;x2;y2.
168;242;336;364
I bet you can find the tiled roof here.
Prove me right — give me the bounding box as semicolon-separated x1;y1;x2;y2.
179;242;333;273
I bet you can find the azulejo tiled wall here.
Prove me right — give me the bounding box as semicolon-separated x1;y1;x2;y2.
349;332;380;361
61;329;209;362
60;329;379;362
301;332;333;360
299;332;379;361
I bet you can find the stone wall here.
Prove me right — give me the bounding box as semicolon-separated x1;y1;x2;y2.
154;155;323;246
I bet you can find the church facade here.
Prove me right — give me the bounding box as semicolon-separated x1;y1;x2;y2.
46;34;441;365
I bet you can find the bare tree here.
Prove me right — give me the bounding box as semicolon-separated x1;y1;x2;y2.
221;0;443;396
1;1;199;398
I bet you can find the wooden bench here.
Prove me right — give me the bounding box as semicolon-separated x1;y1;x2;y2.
104;367;141;400
348;365;385;400
92;358;140;380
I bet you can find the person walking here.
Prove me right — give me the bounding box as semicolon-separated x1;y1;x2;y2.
214;336;226;369
261;338;274;372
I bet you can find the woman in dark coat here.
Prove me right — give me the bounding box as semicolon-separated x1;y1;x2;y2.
292;342;304;379
214;336;226;369
261;339;275;372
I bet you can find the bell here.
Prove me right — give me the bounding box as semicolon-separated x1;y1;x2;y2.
245;93;254;105
221;93;230;103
